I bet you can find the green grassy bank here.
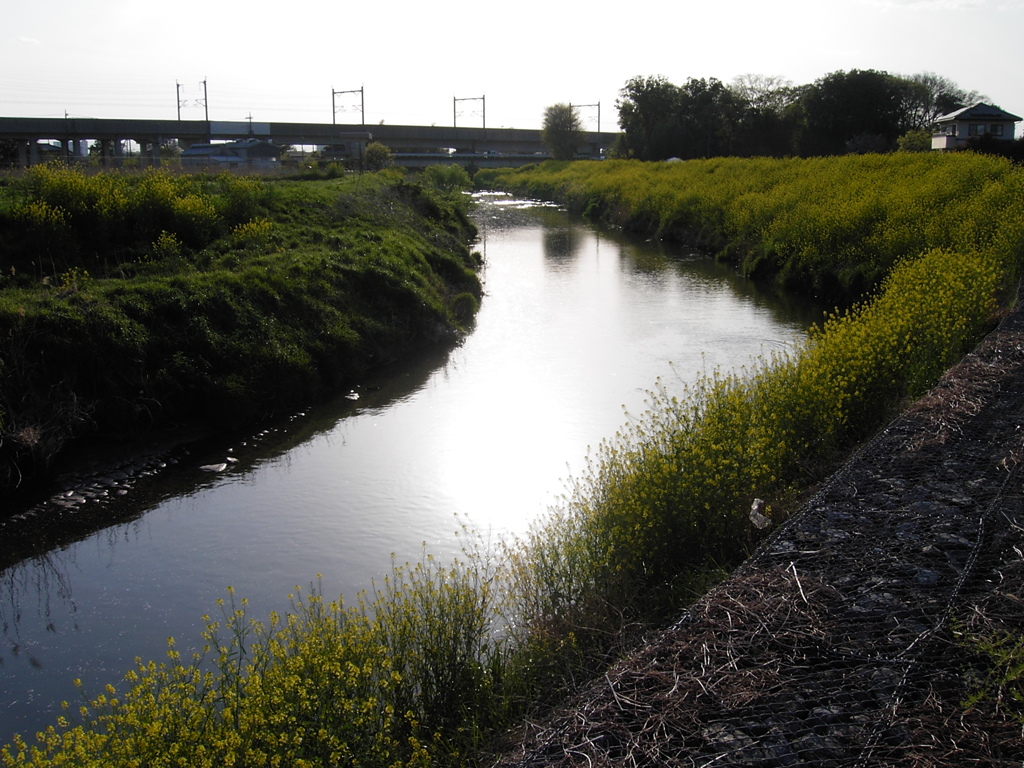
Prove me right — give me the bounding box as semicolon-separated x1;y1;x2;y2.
4;155;1023;766
0;166;481;494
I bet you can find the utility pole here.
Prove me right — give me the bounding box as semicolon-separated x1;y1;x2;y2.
332;87;365;125
201;78;209;141
176;81;182;121
454;95;485;129
570;102;600;132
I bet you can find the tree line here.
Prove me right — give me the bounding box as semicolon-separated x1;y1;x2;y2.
544;69;1022;161
615;70;994;160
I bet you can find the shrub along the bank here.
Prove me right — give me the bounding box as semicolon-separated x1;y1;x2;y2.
0;168;481;490
4;156;1022;766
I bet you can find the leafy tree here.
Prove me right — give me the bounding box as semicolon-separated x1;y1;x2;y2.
730;74;797;113
726;75;805;157
907;72;987;127
615;76;743;160
897;129;933;152
747;104;805;157
363;141;393;171
798;69;925;155
159;138;182;158
422;163;473;195
962;133;1024;163
616;75;681;160
541;103;584;160
675;77;746;158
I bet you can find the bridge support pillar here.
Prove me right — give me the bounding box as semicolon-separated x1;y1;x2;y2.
99;139;124;168
136;139;159;167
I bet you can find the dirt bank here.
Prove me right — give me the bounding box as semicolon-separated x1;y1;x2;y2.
494;302;1024;766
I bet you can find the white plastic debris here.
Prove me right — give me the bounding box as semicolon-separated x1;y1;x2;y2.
749;498;772;529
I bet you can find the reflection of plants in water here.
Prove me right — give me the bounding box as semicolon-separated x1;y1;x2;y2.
0;549;78;668
0;512;155;672
542;223;585;265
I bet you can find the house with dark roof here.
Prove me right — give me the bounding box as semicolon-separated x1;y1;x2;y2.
932;103;1022;150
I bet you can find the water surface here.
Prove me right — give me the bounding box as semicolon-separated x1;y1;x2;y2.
0;193;818;742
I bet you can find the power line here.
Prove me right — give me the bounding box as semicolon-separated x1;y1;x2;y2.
332;87;364;126
453;95;485;129
570;102;601;132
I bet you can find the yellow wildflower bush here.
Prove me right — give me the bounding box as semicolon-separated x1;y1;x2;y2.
13;199;71;257
1;563;496;767
231;218;274;250
4;167;274;275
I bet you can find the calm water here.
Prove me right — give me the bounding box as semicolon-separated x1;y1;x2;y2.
0;193;818;743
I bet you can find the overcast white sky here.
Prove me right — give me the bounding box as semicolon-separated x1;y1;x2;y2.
3;0;1022;135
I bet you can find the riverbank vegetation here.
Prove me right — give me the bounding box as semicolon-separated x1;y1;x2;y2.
4;153;1023;766
477;152;1024;304
0;166;481;493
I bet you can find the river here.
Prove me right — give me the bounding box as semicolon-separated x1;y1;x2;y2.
0;192;820;745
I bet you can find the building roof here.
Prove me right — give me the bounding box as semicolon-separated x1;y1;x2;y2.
181;138;282;156
935;102;1022;123
180;138;284;164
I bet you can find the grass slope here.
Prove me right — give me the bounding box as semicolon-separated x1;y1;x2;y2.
0;168;481;494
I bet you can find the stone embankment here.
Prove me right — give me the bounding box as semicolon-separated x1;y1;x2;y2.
496;304;1024;767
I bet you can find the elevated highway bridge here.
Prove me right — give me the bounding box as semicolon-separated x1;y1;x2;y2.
0;117;618;168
